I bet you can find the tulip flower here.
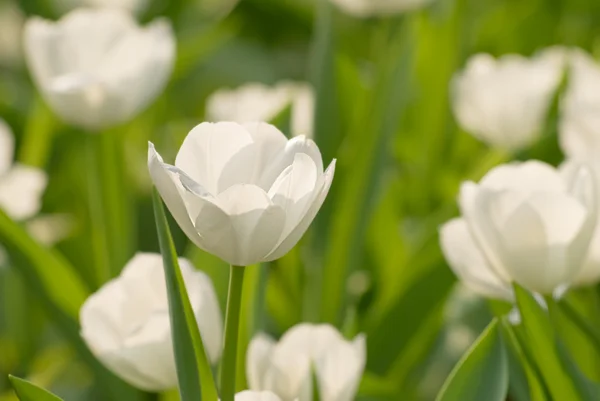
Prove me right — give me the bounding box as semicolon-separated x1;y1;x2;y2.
206;82;314;138
148;121;335;267
233;391;292;401
559;50;600;159
23;8;175;131
247;324;366;401
80;253;223;392
451;49;565;151
0;119;47;221
440;160;597;298
329;0;434;17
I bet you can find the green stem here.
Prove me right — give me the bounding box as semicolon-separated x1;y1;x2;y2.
85;135;111;286
220;265;246;401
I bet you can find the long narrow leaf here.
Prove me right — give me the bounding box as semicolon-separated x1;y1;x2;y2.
513;283;585;401
436;318;508;401
152;189;219;401
9;376;63;401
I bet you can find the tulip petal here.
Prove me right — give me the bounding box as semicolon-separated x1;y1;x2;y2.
216;123;288;193
148;143;204;248
0;119;14;175
258;135;324;190
0;164;47;221
193;184;286;266
234;390;285;401
268;153;319;238
501;193;590;294
263;347;311;401
439;218;513;300
479;161;565;193
175;122;254;194
180;259;224;363
314;334;366;401
247;333;276;391
265;160;335;261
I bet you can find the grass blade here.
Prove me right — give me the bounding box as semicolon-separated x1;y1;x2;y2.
9;376;63;401
436;318;508;401
152;188;219;401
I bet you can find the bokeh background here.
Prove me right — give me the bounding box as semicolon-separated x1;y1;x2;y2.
2;0;600;400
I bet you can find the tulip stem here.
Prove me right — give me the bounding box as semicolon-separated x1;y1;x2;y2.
220;265;246;401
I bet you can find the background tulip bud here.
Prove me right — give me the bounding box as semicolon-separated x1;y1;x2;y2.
79;253;223;392
23;8;175;131
0;119;47;221
451;49;565;151
206;82;314;138
148;122;336;266
247;324;366;401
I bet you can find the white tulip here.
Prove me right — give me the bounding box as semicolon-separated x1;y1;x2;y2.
0;119;47;221
440;160;597;297
247;324;365;401
559;50;600;159
451;49;565;151
148;122;335;266
329;0;434;17
561;160;600;287
233;391;290;401
79;253;223;392
56;0;148;14
206;82;314;138
23;8;175;131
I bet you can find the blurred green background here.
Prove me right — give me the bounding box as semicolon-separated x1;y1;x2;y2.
2;0;600;400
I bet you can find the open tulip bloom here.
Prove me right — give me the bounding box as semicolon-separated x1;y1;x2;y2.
148;121;336;267
440;160;597;300
23;8;175;131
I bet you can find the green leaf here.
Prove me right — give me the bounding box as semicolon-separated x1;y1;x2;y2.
0;208;88;320
9;376;63;401
436;318;508;401
153;189;219;401
513;283;585;401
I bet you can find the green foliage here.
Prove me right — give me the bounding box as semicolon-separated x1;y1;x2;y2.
9;376;63;401
436;319;508;401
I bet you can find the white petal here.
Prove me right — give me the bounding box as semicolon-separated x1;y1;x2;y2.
147;142;203;248
268;153;319;239
180;258;224;364
234;390;284;401
247;333;276;391
500;193;591;294
439;218;513;300
265;160;335;261
175;122;254;194
314;334;366;401
479;160;565;193
0;164;47;221
263;347;311;401
277;323;344;359
258;135;324;190
0;119;14;175
194;184;286;265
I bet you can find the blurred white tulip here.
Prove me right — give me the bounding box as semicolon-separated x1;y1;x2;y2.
206;82;314;138
559;50;600;159
0;119;47;221
451;49;565;151
56;0;147;14
23;8;175;131
561;160;600;287
247;324;365;401
440;160;596;297
329;0;434;17
0;1;24;67
148;122;335;266
80;253;223;391
233;391;290;401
